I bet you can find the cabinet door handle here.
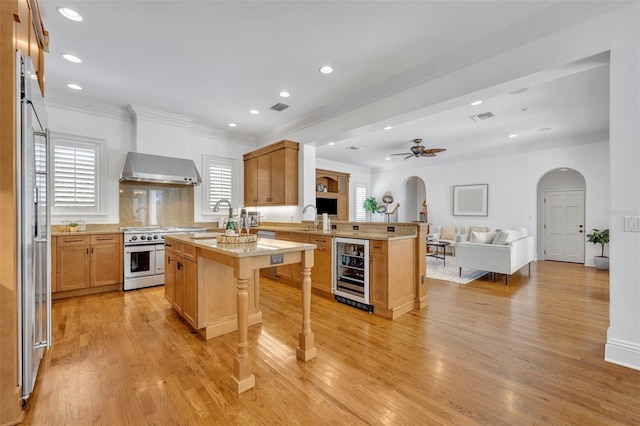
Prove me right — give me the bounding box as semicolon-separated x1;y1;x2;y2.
91;247;94;254
168;256;172;264
177;261;183;270
86;248;89;255
165;243;172;248
65;239;84;243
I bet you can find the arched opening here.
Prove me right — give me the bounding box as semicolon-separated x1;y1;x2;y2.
537;168;587;263
400;176;427;223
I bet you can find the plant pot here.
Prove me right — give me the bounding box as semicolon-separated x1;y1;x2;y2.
594;256;609;271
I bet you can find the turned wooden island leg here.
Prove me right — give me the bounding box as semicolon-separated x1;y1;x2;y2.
231;276;255;393
297;250;317;361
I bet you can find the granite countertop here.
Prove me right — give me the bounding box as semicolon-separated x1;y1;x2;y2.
52;229;123;237
164;233;317;258
254;226;416;241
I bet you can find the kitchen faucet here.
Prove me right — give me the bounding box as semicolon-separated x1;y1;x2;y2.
213;199;233;218
302;204;318;230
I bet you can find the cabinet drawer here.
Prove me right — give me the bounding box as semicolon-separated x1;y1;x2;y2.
57;235;90;247
311;236;331;247
172;242;184;256
182;244;197;261
91;233;121;245
370;240;387;254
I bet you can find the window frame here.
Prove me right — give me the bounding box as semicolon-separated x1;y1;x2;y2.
354;181;368;222
201;154;237;216
50;132;104;217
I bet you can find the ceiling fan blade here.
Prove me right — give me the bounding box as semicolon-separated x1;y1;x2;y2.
403;154;414;160
423;148;446;155
390;152;412;156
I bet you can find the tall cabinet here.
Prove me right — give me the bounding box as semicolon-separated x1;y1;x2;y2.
1;0;48;423
316;169;350;221
244;140;299;206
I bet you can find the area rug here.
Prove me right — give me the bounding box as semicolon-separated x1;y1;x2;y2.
426;257;488;284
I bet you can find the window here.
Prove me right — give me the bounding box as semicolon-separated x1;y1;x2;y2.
354;182;368;222
52;134;101;214
203;155;236;214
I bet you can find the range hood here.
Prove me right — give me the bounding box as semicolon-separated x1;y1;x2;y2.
120;152;202;185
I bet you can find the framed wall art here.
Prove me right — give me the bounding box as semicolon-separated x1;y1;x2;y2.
453;184;488;216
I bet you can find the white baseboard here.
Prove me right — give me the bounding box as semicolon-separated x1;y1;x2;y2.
605;337;640;371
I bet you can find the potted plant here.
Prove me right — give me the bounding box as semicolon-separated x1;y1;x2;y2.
586;228;609;270
363;197;378;222
68;222;79;232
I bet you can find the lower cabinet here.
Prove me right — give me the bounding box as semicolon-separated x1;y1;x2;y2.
266;232;333;297
165;241;197;328
53;233;123;297
369;238;415;319
309;235;332;295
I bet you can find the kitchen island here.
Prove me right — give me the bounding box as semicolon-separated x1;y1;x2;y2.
163;233;317;394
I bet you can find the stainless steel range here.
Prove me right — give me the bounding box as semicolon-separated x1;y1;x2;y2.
121;226;206;290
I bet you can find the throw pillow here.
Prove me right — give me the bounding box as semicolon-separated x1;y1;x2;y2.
470;231;497;244
504;227;528;243
467;226;489;238
440;226;456;241
492;230;511;245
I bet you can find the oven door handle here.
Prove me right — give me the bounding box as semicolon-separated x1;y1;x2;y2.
125;245;158;254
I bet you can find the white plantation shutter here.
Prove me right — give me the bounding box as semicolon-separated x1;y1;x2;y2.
203;155;235;213
355;182;367;222
53;142;97;209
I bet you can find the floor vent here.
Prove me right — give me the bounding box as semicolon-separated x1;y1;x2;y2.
469;111;495;121
270;103;289;111
335;295;374;313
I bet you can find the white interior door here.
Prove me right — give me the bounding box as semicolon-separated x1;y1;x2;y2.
544;190;585;263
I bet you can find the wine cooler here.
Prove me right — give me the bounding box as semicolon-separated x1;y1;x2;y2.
333;237;372;313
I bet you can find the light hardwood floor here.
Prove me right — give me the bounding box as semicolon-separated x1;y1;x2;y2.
23;261;640;425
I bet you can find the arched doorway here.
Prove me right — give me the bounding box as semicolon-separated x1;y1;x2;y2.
537;168;587;263
401;176;427;223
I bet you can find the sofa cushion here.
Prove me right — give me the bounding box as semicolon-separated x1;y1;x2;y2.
467;226;490;238
470;231;497;244
440;226;456;241
493;227;529;245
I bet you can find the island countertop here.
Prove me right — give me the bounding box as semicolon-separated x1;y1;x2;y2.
253;226;416;241
164;233;317;257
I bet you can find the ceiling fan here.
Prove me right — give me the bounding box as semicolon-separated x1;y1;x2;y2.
390;139;446;160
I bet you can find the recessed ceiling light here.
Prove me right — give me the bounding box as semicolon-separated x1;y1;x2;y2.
279;91;290;98
384;126;392;130
470;100;483;106
62;53;82;63
319;65;333;74
559;168;569;172
66;83;82;90
228;123;237;127
57;7;83;22
249;109;259;115
328;142;335;146
509;134;518;138
385;157;391;161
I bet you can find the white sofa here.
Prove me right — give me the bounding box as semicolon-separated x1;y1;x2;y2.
455;227;534;285
430;226;464;254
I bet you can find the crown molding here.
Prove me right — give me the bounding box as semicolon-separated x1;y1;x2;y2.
187;123;256;147
45;91;132;121
257;1;625;145
127;104;193;127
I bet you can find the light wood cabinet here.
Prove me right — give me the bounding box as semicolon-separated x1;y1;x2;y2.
316;169;350;221
244;140;299;206
165;241;197;327
369;238;415;319
309;235;333;295
53;233;123;295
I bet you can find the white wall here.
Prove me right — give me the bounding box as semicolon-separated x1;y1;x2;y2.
316;158;371;221
45;98;256;224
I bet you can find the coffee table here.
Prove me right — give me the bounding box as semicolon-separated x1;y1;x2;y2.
427;241;451;266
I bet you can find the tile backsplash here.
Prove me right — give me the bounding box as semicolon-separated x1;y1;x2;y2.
119;182;194;227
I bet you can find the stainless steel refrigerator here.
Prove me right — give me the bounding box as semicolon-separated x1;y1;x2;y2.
17;50;51;401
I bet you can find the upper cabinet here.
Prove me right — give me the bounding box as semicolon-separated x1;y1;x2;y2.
316;168;350;221
244;140;299;207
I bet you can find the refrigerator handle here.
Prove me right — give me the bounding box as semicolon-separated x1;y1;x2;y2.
34;185;38;238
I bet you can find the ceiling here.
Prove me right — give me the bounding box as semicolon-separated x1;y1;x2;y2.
39;1;616;170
